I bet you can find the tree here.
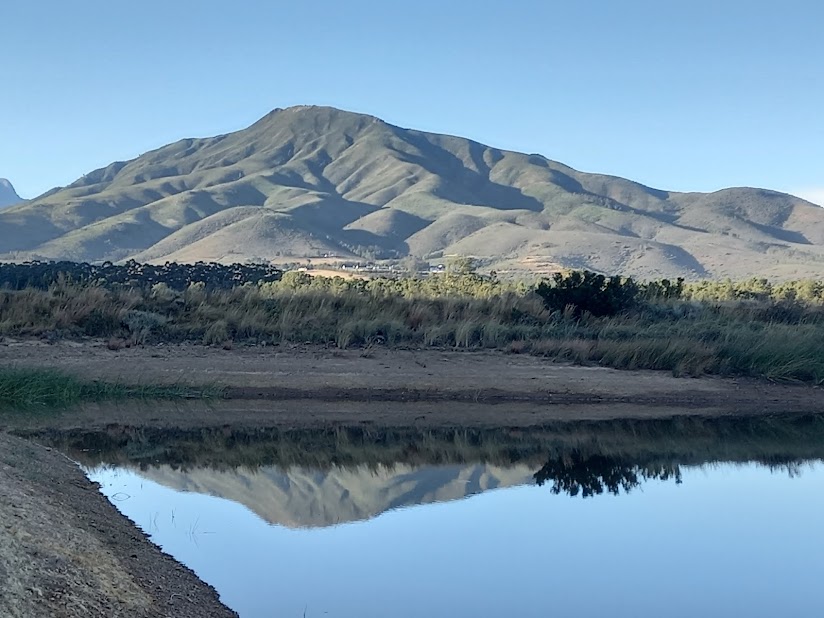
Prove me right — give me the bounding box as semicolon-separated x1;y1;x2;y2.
445;256;476;275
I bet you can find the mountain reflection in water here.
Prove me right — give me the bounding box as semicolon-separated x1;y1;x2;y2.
136;462;535;528
33;413;824;527
48;413;824;617
103;454;690;528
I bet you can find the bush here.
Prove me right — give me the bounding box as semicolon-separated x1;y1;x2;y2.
535;271;639;317
122;310;167;343
78;308;121;337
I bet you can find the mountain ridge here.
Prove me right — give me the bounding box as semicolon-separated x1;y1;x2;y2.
0;179;22;208
2;105;823;279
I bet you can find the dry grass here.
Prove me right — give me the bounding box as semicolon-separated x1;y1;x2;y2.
1;276;824;383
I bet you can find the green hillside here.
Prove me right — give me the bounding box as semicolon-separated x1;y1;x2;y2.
3;106;823;279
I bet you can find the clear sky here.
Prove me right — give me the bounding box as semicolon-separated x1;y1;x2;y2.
2;0;822;204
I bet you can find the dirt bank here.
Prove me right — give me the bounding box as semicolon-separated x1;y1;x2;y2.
0;433;237;618
1;339;822;413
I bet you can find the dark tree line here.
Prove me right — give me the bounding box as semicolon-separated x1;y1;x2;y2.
0;260;283;291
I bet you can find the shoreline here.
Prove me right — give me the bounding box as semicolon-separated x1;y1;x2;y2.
0;432;237;617
1;339;821;418
2;340;822;617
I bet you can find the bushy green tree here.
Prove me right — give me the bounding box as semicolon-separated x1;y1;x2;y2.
535;270;639;317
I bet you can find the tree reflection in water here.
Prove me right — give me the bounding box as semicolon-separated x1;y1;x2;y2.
533;451;682;497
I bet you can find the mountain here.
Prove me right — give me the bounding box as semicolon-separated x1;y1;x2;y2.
2;106;823;279
138;462;535;529
0;179;22;208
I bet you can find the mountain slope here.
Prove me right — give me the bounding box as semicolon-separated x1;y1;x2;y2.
0;179;22;208
2;106;823;279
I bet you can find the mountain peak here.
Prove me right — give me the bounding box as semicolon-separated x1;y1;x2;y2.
250;104;384;132
0;178;22;208
2;108;823;280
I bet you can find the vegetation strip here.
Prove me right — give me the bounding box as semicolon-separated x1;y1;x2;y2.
0;368;223;409
2;262;824;384
0;260;283;291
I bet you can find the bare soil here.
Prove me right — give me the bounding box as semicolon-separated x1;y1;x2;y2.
0;339;822;426
0;433;237;618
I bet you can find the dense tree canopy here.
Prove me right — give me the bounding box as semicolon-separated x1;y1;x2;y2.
0;261;283;291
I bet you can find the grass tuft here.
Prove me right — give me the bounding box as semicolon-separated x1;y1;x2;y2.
0;368;225;410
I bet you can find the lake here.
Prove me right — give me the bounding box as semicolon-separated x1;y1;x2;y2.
46;415;824;617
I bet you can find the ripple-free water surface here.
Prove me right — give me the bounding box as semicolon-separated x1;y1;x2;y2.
86;459;824;618
49;417;824;618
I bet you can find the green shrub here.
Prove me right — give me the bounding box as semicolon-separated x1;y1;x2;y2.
535;271;639;317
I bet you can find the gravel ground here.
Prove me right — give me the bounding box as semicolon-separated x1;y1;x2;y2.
0;433;237;618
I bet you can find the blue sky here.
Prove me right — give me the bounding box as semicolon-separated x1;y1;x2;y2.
2;0;822;203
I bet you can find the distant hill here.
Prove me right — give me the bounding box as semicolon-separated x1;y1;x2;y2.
0;179;22;208
2;106;823;279
139;462;535;529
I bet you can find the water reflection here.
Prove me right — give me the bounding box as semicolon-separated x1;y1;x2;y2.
28;413;824;525
39;413;824;617
32;412;824;474
86;456;824;618
534;452;682;497
136;462;535;528
96;454;690;528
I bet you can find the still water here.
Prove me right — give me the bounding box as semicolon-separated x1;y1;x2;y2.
58;418;824;617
